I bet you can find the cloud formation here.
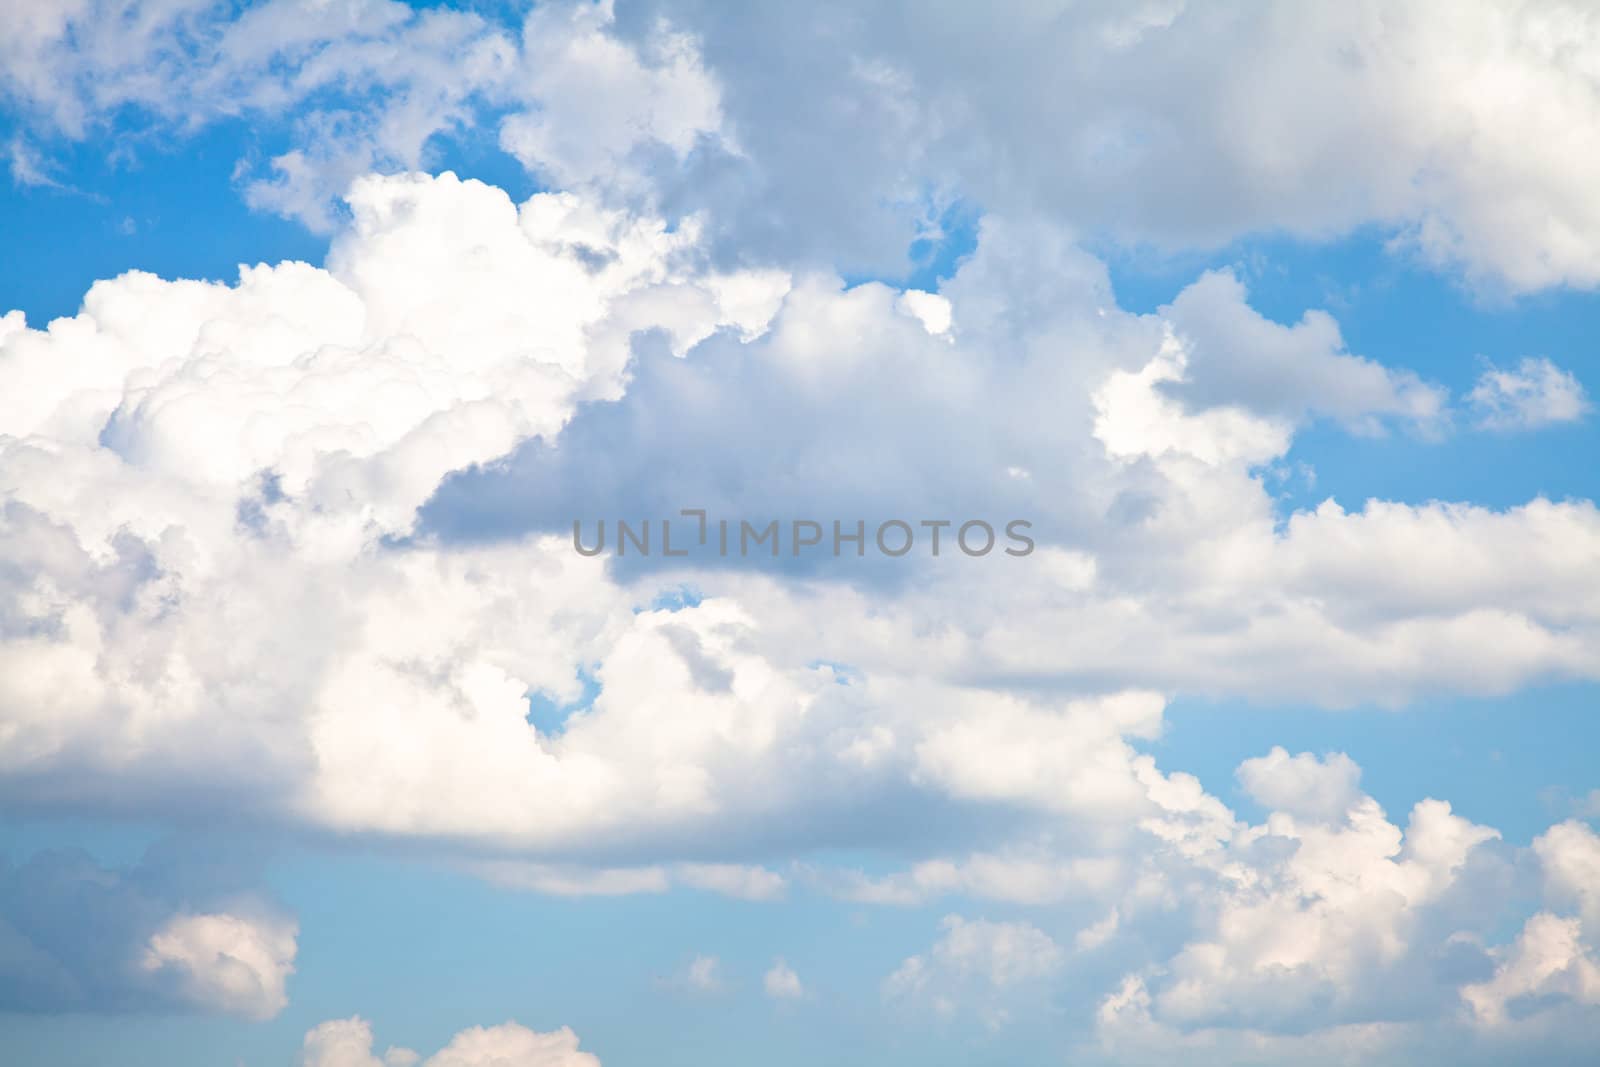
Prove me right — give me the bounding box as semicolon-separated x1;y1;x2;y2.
13;2;1600;291
142;911;298;1021
763;959;803;1000
2;171;1597;871
2;4;1599;1059
1467;357;1591;431
0;845;295;1020
300;1017;599;1067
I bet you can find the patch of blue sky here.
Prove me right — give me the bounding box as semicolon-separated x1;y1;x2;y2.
1;95;542;325
1151;681;1600;846
1102;229;1599;514
841;194;983;293
807;660;860;685
644;585;706;613
1;120;324;324
904;197;983;292
525;668;603;735
0;821;1007;1067
259;846;1053;1067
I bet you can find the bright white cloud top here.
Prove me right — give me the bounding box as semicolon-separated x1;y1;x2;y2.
0;2;1597;1066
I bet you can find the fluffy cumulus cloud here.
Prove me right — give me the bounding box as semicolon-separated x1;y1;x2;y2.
852;749;1594;1059
1158;270;1447;431
0;170;790;846
1134;794;1498;1030
300;1017;598;1067
1079;772;1600;1066
1236;746;1365;821
3;2;1600;1062
142;911;298;1021
3;158;1600;1056
299;1016;418;1067
785;742;1585;1063
1461;819;1600;1030
3;162;1600;1041
498;0;727;196
0;845;295;1020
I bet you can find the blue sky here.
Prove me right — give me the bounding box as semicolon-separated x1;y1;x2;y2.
3;3;1600;1066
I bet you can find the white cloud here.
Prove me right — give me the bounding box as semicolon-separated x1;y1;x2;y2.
1108;774;1501;1034
1162;270;1447;431
4;2;1600;1056
1461;912;1600;1026
16;3;1600;290
675;863;788;901
1;0;726;231
0;171;805;851
830;849;1128;909
682;955;722;993
863;749;1580;1057
300;1016;419;1067
1468;357;1590;431
911;691;1167;816
1448;821;1600;1032
885;915;1064;1029
470;860;784;901
499;0;728;196
1236;747;1364;821
1075;909;1121;952
895;290;953;337
471;863;671;898
1093;974;1425;1067
936;916;1066;987
616;0;1600;291
0;0;523;230
763;959;803;999
889;915;1064;995
427;1024;599;1067
142;912;298;1021
4;135;65;189
234;7;521;232
0;848;298;1021
301;1018;598;1067
1536;820;1600;927
4;170;1600;874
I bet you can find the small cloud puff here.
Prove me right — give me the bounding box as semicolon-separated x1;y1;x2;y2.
1468;357;1590;431
763;959;803;999
652;954;725;995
